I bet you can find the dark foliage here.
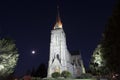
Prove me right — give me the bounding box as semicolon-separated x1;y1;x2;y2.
78;73;93;79
90;0;120;76
51;72;60;78
101;0;120;74
31;63;47;78
61;71;71;78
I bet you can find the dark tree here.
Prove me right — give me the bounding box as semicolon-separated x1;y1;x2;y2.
101;0;120;74
35;63;47;78
90;0;120;77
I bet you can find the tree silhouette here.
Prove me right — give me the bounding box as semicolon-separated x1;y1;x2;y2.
31;63;47;78
90;0;120;76
101;0;120;74
36;63;47;78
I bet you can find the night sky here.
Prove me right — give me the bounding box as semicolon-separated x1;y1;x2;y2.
0;0;115;77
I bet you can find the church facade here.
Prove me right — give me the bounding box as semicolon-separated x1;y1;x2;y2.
47;10;85;78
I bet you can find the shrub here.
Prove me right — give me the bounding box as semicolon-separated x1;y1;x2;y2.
61;71;71;78
80;73;93;79
51;72;60;78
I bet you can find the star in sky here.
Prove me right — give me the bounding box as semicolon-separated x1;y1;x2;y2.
32;50;36;54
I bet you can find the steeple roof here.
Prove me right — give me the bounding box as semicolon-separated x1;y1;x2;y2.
54;6;62;29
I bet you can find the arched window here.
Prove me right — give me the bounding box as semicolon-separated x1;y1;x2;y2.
56;54;61;63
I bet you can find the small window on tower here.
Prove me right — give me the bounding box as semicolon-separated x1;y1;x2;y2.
57;54;59;60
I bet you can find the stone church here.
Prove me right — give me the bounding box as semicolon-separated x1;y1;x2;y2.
47;9;85;78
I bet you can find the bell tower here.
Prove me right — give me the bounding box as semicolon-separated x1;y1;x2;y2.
47;6;70;77
47;6;85;78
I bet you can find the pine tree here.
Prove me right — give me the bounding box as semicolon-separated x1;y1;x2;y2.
101;0;120;74
90;0;120;75
0;38;19;79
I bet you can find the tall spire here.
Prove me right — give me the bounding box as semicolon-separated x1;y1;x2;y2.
54;5;62;29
